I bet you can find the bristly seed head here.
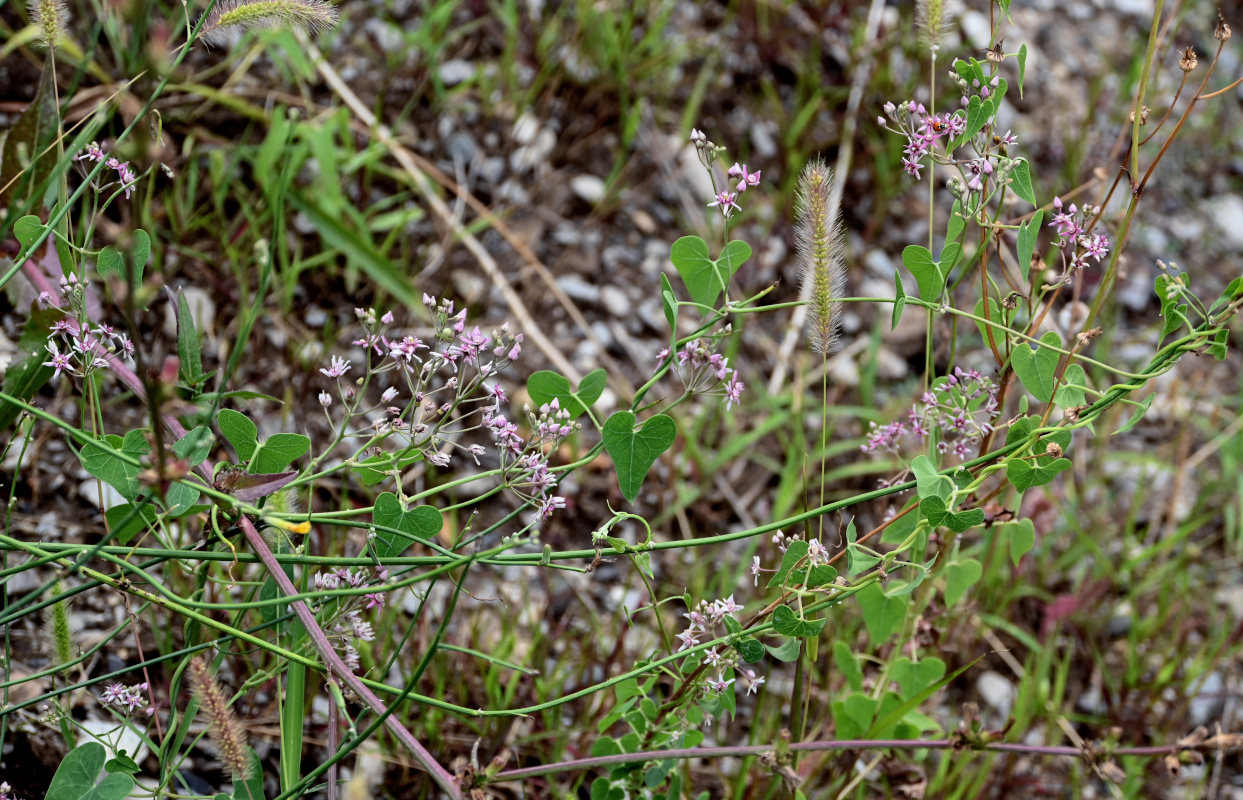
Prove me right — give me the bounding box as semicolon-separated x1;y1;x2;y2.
188;657;253;779
197;0;340;47
794;158;846;357
28;0;69;48
915;0;951;57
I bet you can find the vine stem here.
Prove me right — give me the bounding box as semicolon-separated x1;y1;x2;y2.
488;733;1240;783
237;516;462;799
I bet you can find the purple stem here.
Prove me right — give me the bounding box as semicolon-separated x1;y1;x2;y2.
26;265;460;797
239;516;461;798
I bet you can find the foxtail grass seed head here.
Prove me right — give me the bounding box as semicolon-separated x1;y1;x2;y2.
43;582;74;667
28;0;69;48
197;0;339;47
795;159;846;356
915;0;950;57
188;657;253;779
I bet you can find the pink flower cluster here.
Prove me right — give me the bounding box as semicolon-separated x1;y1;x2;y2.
101;681;152;715
42;275;134;381
657;337;746;411
690;128;762;220
75;141;139;200
675;595;767;701
1047;195;1111;283
314;566;388;672
863;366;1001;461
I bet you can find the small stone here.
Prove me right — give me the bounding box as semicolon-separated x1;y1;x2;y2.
438;59;474;86
557;275;599;304
1208;195;1243;249
601;286;629;317
977;670;1016;717
1189;671;1224;726
304;307;327;327
79;478;127;511
162;286;216;339
570;174;607;205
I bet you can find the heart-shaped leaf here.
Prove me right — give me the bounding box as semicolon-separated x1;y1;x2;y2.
372;492;442;558
834;641;864;691
891;271;907;330
734;637;765;663
218;409;258;463
1009;159;1036;206
997;517;1036;566
856;583;906;646
831;692;878;739
1007;455;1072;492
773;604;827;638
250;433;310;474
1016;210;1043;281
79;429;149;503
46;742;135;800
902;244;943;301
943;558;982;607
892;656;947;699
527;369;607;421
669;235;750;309
602;411;676;503
1011;331;1061;402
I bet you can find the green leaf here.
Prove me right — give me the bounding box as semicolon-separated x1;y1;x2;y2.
831;692;877;739
1016;210;1043;282
973;296;1002;350
892;656;946;698
350;451;423;486
1018;44;1028;97
126;230;151;287
659;272;677;334
602;411;676;503
79;430;149;502
1009;159;1035;206
96;246;124;282
526;369;607;421
766;637;802;663
14;215;43;250
920;496;984;532
945;200;966;245
217;410;258;462
767;540;810;588
230;748;265;800
844;519;880;575
174;426;215;466
1052;363;1087;407
371;492;442;558
0;303;60;431
1115;393;1153;435
249;432;310;474
943;558;982;607
1154;274;1189;343
999;518;1035;566
772;604;827;638
45;742;135;800
104;753;140;775
834;641;863;691
1207;328;1229;360
856;583;905;646
104;503;159;545
1007;456;1071;492
911;455;950;501
669;236;750;309
1011;331;1061;402
0;59;61;209
938;241;962;275
734;637;765;663
891;271;906;330
288;192;419;309
175;290;204;387
949;94;987;151
901;244;945;301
